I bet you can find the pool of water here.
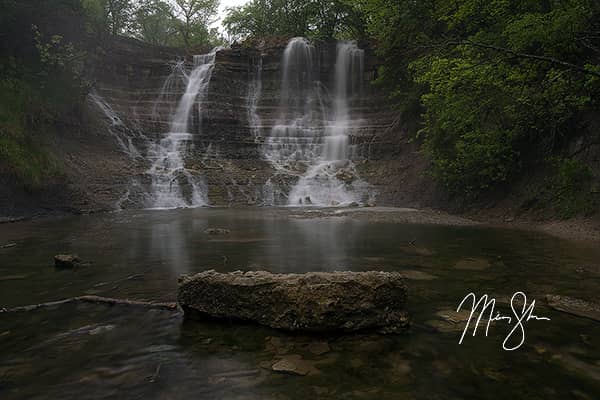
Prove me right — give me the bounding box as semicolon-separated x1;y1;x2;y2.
0;208;599;399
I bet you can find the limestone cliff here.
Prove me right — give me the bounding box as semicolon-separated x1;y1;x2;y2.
90;37;416;208
1;37;431;218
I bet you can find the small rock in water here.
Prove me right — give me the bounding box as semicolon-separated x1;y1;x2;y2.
348;202;359;207
271;354;318;376
204;228;231;235
426;308;483;332
54;254;81;269
265;336;292;355
545;295;600;322
307;341;330;356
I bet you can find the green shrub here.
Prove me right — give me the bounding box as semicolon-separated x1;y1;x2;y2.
545;158;597;218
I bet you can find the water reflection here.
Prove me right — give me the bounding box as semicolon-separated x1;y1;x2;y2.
0;209;599;399
149;219;191;276
257;216;366;272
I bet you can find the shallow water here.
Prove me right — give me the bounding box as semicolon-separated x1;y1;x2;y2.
0;208;599;399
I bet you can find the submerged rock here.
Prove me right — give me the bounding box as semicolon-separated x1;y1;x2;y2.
426;308;483;333
270;354;319;376
307;341;330;356
545;295;600;322
204;228;231;235
54;254;81;269
178;270;408;333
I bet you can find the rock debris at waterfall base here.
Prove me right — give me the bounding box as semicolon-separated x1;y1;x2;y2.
177;270;408;333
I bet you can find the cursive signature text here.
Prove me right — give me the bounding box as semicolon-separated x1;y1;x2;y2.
456;292;550;351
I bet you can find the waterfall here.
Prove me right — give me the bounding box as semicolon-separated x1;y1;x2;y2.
247;55;263;138
264;38;327;164
264;38;369;206
88;90;143;158
146;49;219;209
327;42;364;161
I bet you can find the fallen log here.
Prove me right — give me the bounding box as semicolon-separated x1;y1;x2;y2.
178;270;409;333
1;295;178;313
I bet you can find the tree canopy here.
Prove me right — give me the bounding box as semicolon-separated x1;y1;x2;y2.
357;0;600;202
81;0;222;49
223;0;365;41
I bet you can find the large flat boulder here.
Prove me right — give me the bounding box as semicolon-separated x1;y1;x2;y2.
177;270;408;333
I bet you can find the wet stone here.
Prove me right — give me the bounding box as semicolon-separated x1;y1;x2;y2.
426;308;482;333
204;228;231;235
307;341;330;356
54;254;81;269
265;336;292;355
271;354;319;376
545;294;600;322
178;270;408;333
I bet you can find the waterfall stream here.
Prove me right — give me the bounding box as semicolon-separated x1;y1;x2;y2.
93;40;372;209
262;38;371;206
248;55;263;139
146;49;219;209
88;90;143;159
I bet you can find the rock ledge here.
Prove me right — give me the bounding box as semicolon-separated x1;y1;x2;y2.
178;270;408;333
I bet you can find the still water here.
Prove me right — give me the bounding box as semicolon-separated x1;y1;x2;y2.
0;208;599;399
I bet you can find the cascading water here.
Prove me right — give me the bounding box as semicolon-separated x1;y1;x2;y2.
146;49;219;209
247;55;263;139
264;38;326;165
88;90;144;158
262;38;370;206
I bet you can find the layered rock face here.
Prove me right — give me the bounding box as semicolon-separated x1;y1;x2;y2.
178;270;409;333
90;37;400;208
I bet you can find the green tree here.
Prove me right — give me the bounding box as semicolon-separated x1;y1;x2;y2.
81;0;135;36
134;0;179;46
359;0;600;198
170;0;220;49
106;0;135;35
1;0;89;187
223;0;364;41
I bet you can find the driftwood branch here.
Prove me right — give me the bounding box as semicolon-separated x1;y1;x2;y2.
0;295;178;313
